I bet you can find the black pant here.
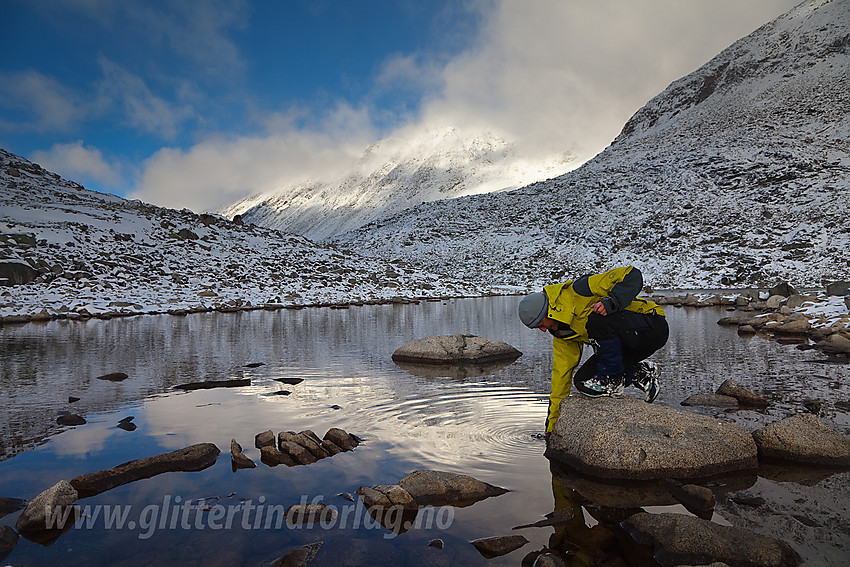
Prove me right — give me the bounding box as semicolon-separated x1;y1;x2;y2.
586;311;669;367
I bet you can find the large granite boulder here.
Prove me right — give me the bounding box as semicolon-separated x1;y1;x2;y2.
396;469;509;506
70;443;220;497
622;512;800;567
16;480;78;533
392;334;522;365
546;397;757;480
752;413;850;467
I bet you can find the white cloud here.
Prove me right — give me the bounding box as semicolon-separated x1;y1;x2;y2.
131;102;376;212
134;0;800;212
97;57;196;140
30;141;122;187
0;70;82;132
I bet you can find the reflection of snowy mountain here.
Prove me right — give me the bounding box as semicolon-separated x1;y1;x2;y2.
330;0;850;288
219;126;574;241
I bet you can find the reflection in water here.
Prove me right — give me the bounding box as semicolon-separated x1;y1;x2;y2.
0;297;848;565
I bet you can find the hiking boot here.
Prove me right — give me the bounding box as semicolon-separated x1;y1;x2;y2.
577;371;625;398
632;361;660;403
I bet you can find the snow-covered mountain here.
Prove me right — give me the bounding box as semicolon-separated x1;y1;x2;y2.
0;149;495;320
219;126;574;242
330;0;850;289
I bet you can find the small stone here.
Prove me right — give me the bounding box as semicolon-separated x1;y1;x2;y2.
57;414;86;426
96;372;128;382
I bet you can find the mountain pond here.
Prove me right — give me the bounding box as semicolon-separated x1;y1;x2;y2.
1;296;849;566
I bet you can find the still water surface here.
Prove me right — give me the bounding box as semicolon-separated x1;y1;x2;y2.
1;297;848;565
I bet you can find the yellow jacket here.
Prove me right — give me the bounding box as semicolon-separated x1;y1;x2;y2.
544;266;664;431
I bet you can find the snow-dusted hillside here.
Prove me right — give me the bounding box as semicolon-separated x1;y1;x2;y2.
0;149;495;320
331;0;850;290
219;126;574;242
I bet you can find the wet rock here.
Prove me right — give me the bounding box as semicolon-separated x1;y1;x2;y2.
546;396;757;480
716;379;769;408
737;324;757;335
56;413;86;426
661;479;715;517
174;378;251;390
260;445;296;467
16;480;78;533
622;512;800;567
244;362;265;368
470;535;529;559
70;443;220;497
285;503;337;525
532;554;567;567
768;281;796;298
271;541;323;567
681;393;739;408
96;372;128;382
323;427;360;451
0;497;26;519
230;439;257;469
278;440;318;465
0;526;18;561
68;396;80;403
274;377;304;385
255;430;275;449
752;413;850;467
397;469;509;506
392;334;522;365
816;333;850;354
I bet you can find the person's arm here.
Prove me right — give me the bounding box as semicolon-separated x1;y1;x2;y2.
547;338;583;432
574;266;643;315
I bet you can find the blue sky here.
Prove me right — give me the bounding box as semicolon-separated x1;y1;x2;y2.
1;0;798;211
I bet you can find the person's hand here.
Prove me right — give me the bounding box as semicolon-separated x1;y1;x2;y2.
590;301;608;316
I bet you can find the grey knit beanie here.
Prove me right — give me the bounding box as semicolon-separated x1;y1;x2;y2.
518;292;548;328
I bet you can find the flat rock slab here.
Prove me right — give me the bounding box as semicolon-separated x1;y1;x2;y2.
546;396;758;480
392;334;522;365
70;443;220;497
622;512;800;567
470;535;529;559
397;469;508;506
174;378;251;390
752;413;850;467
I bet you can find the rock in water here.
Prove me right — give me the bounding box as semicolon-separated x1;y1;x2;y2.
16;480;78;533
470;535;529;559
622;512;800;567
392;334;522;364
397;469;508;506
752;413;850;467
70;443;220;497
546;396;757;480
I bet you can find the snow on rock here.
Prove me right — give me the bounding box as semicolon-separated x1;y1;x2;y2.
0;149;499;320
329;0;850;290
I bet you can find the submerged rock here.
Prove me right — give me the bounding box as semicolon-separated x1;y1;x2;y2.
397;469;509;506
546;396;757;480
392;334;522;365
752;413;850;467
16;480;78;533
0;497;26;519
285;503;337;525
96;372;128;382
715;379;769;407
622;512;800;567
470;535;529;559
70;443;220;497
174;378;251;390
271;541;323;567
0;526;18;561
56;413;86;426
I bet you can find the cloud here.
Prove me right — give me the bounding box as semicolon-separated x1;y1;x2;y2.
30;141;123;187
96;57;197;140
0;70;82;132
132;101;376;212
133;0;799;212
